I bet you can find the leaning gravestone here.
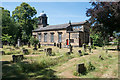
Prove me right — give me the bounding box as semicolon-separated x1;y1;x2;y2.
46;48;52;56
76;63;86;74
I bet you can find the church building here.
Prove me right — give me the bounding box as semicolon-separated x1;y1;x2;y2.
32;12;90;47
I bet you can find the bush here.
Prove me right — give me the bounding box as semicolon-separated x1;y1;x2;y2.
73;71;81;76
87;62;95;71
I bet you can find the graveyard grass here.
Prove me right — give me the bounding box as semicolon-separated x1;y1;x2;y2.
1;45;119;79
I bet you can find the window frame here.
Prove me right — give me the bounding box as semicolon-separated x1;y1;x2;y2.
44;33;47;42
50;33;54;43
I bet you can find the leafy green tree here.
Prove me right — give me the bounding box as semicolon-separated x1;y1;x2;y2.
29;36;39;50
2;34;12;45
12;2;37;40
1;7;19;44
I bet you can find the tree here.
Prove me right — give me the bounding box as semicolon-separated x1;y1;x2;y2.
86;2;120;49
1;7;19;45
12;2;37;40
29;36;39;50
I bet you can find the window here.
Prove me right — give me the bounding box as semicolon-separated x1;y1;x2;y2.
38;33;41;42
44;33;47;42
51;33;54;42
58;33;62;42
70;39;74;43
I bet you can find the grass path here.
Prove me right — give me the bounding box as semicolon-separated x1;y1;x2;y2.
51;48;118;78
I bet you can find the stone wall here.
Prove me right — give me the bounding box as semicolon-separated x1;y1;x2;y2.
32;25;90;47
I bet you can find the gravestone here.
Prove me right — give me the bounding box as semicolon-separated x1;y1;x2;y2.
33;44;37;50
22;49;29;54
17;39;20;47
78;50;82;56
12;55;24;62
59;43;62;49
69;45;73;53
66;52;71;55
57;43;59;47
39;49;44;52
38;43;41;48
46;48;52;56
54;43;56;46
83;44;86;52
76;63;86;74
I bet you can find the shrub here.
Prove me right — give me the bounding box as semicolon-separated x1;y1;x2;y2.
73;71;81;76
87;62;95;71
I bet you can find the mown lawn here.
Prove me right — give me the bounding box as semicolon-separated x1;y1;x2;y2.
1;45;119;79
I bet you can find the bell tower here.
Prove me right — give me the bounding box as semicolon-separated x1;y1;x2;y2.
38;11;48;27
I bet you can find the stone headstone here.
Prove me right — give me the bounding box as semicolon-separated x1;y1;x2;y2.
69;45;73;53
78;50;82;56
39;49;44;52
83;44;86;52
17;39;20;47
66;52;71;55
33;44;37;50
22;49;29;54
46;48;52;56
54;43;56;46
38;43;41;48
76;63;86;74
59;43;62;49
12;55;24;62
57;43;59;47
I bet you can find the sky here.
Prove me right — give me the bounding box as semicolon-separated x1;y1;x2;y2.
2;2;91;25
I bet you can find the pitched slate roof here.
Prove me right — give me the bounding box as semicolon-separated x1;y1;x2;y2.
32;21;86;32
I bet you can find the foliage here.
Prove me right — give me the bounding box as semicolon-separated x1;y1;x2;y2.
29;36;39;46
86;2;120;47
86;2;120;34
87;62;95;71
2;34;12;43
1;7;19;44
90;32;103;47
12;2;37;40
